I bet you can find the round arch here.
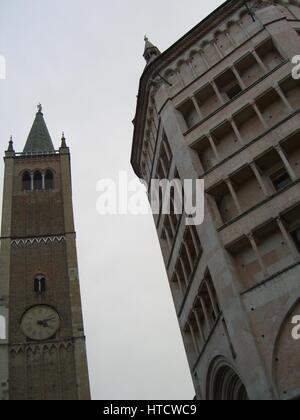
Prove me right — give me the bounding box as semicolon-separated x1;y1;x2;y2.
206;357;249;400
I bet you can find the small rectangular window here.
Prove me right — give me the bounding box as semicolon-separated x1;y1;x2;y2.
34;277;46;294
225;83;242;100
215;69;242;102
270;168;292;191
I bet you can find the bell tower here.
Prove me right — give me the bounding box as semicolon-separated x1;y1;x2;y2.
0;105;90;400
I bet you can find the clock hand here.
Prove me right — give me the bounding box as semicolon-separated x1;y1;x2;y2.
42;317;56;323
37;319;52;327
37;317;55;325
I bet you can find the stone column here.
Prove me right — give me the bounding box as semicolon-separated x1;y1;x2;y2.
211;80;226;105
229;118;244;146
179;257;189;288
213;41;224;59
207;132;221;162
252;49;268;74
176;69;185;88
226;31;236;47
206;280;219;317
188;321;200;354
30;173;34;191
276;217;300;262
184;241;194;273
143;154;151;181
188;61;197;79
199;49;209;70
164;227;173;252
250;162;270;197
275;144;297;182
174;271;184;298
199;296;212;330
247;233;268;279
168;215;176;237
225;178;242;215
190;226;201;256
274;84;293;113
193;309;206;344
150;124;158;152
147;136;155;159
232;66;246;90
191;95;203;121
42;172;46;190
252;101;268;130
159;157;167;179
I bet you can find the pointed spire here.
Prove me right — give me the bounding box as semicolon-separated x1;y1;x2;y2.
61;131;67;149
23;105;55;154
5;135;15;157
59;131;69;155
143;35;161;65
8;135;14;152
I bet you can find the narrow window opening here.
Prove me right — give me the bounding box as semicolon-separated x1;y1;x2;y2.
34;172;42;190
270;168;292;191
34;276;46;294
45;170;54;190
225;82;242;100
22;172;31;191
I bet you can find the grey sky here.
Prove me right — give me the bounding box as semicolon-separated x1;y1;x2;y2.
0;0;224;400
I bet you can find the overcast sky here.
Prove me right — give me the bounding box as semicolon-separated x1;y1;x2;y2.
0;0;224;400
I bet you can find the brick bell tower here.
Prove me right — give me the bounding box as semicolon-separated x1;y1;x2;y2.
0;105;90;400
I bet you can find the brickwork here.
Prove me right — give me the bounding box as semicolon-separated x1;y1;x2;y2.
0;111;90;400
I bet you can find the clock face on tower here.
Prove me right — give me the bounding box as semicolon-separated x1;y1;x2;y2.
21;305;60;342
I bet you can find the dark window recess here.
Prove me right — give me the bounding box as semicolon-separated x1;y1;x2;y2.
292;229;300;253
34;172;43;190
225;83;242;100
45;170;54;190
270;168;292;191
22;172;31;191
34;277;46;294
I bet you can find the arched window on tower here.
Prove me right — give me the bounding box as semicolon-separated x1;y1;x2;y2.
34;276;46;294
33;171;42;190
45;170;54;190
22;172;31;191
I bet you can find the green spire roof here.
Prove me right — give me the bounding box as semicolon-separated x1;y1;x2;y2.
23;105;55;154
